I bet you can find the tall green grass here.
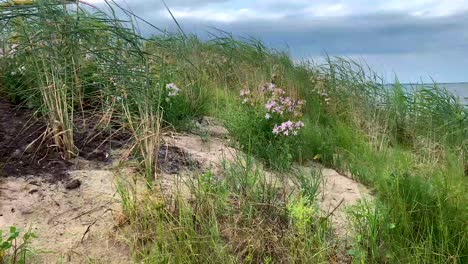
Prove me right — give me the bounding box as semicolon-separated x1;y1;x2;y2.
116;157;330;263
0;1;466;263
141;33;467;263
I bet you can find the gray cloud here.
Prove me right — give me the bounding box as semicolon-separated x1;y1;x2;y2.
118;0;228;14
137;9;468;54
107;1;468;82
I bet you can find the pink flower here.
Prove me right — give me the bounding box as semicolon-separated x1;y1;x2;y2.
272;125;280;135
265;100;276;111
294;121;304;128
274;88;286;96
282;120;293;129
268;83;275;91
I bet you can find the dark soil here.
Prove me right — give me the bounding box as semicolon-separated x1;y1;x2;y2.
0;97;129;183
158;145;200;174
0;96;200;183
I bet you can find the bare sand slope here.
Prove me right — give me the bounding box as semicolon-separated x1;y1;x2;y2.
1;117;371;263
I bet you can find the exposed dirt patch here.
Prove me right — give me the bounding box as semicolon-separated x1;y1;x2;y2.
163;133;237;174
0;97;129;182
0;97;69;181
0;168;130;263
1;109;370;263
191;116;230;138
158;145;201;174
319;168;370;239
305;166;371;264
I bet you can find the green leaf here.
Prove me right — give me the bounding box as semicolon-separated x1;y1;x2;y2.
0;241;12;250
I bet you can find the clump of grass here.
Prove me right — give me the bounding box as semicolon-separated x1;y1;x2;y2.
117;156;331;263
1;1;466;263
0;226;36;264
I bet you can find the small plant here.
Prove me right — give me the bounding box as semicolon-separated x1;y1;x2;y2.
160;81;210;130
226;82;307;170
0;226;36;264
287;196;317;235
240;82;305;136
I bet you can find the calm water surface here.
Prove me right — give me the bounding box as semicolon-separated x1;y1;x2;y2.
400;83;468;105
442;83;468;105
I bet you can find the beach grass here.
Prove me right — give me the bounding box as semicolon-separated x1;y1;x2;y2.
0;1;466;263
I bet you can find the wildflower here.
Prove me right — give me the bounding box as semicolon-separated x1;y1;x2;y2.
294;121;304;128
265;100;276;111
273;88;286;96
166;83;180;97
272;125;280;135
265;113;271;120
272;120;304;136
85;53;93;60
240;89;250;97
281;120;293;130
268;83;275;91
273;106;283;114
242;98;249;104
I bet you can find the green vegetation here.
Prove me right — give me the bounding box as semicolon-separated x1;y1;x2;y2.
0;226;36;264
117;158;329;263
0;1;466;263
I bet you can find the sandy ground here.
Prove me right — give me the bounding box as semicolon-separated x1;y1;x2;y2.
0;167;130;263
1;117;370;263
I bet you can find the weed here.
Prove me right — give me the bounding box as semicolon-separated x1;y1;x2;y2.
0;226;36;264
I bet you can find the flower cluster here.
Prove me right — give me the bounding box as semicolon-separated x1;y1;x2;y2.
166;83;180;97
240;82;306;136
165;83;181;103
263;83;305;118
273;120;304;136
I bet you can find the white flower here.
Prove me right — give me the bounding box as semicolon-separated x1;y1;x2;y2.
265;113;271;120
268;83;275;91
166;83;180;97
240;89;250;97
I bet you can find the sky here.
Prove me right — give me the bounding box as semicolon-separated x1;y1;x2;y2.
87;0;468;83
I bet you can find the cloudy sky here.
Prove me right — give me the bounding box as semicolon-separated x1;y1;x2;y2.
88;0;468;83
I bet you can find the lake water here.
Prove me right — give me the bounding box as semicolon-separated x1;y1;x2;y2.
400;83;468;105
441;83;468;105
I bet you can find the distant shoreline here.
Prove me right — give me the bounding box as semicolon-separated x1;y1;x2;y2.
385;82;468;86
